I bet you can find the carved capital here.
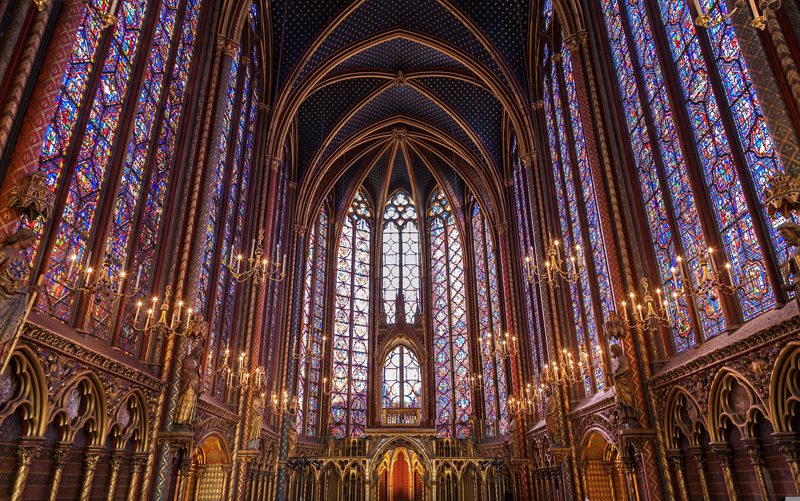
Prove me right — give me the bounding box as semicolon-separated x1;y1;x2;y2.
710;442;733;466
52;445;71;468
774;433;800;461
16;442;41;466
687;446;706;468
293;225;307;237
666;449;684;469
765;174;800;219
531;101;544;112
392;127;407;142
563;35;580;52
83;451;101;471
216;35;239;58
32;0;49;11
8;171;55;222
519;151;536;167
742;438;765;467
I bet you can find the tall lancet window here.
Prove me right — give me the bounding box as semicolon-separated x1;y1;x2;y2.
382;190;421;324
470;199;509;437
19;0;203;352
428;187;471;438
331;189;371;438
382;346;422;410
296;203;329;436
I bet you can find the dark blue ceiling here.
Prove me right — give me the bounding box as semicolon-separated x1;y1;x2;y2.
317;84;483;170
332;38;467;75
297;77;386;171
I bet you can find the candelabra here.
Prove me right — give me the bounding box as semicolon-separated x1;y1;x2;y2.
691;0;779;30
665;246;742;315
465;372;483;391
507;382;543;416
129;286;195;336
619;278;673;332
269;390;296;416
541;348;587;389
216;345;267;392
226;230;287;285
481;329;518;361
523;240;583;287
292;329;327;362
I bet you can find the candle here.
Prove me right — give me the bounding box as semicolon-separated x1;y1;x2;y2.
664;300;672;323
621;301;628;322
249;238;256;260
176;300;183;325
134;300;142;323
637;304;644;322
84;250;92;272
135;264;142;291
68;253;78;278
725;262;733;285
707;247;717;273
282;253;287;271
117;270;126;294
144;308;153;330
236;255;242;274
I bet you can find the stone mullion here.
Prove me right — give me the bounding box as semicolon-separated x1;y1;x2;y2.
148;35;236;501
275;224;307;501
774;433;800;493
0;0;80;238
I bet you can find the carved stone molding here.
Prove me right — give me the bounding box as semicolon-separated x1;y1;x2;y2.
215;35;239;58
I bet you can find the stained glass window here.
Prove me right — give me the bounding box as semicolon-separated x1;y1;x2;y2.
296;204;329;437
21;0;204;351
470;199;508;437
382;190;420;324
429;187;471;438
511;137;543;376
654;0;776;320
36;0;149;320
382;346;421;409
331;189;371;438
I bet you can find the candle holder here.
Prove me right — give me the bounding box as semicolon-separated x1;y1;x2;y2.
540;348;587;389
215;345;267;392
507;382;543;417
619;278;673;332
666;247;743;312
129;286;194;336
291;328;327;362
465;372;483;391
225;230;286;285
269;390;296;416
523;240;583;288
481;328;518;361
691;0;776;30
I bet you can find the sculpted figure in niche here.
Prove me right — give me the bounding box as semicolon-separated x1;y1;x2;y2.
244;391;266;449
609;343;638;424
0;229;36;357
175;342;203;425
545;385;563;447
779;223;800;304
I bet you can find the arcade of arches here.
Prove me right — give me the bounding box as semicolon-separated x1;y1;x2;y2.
0;0;800;499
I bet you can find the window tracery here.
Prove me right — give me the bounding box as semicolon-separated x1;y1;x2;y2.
428;187;471;438
331;189;371;438
382;190;420;324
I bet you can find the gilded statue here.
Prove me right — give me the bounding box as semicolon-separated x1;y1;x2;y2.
545;386;562;447
779;223;800;303
0;229;36;351
609;343;638;424
244;392;265;449
175;342;203;425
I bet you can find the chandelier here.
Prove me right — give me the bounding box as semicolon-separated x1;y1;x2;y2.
226;230;287;284
523;240;583;287
480;328;519;361
215;345;267;392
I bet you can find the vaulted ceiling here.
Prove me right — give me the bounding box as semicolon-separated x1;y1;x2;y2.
254;0;542;225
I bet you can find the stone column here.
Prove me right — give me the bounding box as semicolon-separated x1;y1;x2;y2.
711;442;739;501
47;444;70;501
79;449;102;501
666;449;689;501
774;433;800;494
602;462;617;501
105;452;125;501
742;438;771;500
10;439;41;501
127;454;147;501
621;456;638;501
687;447;711;501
